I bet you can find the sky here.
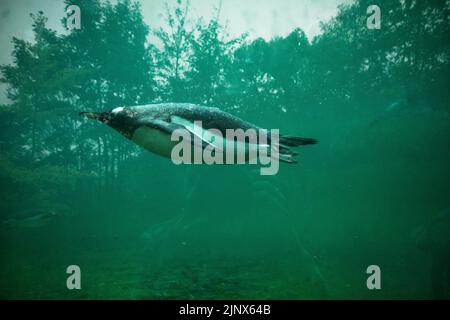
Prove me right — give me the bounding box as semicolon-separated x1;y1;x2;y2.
0;0;352;104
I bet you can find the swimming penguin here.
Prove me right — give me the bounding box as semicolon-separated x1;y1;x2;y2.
80;103;317;163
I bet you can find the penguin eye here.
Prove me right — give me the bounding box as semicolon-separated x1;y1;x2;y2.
110;107;124;119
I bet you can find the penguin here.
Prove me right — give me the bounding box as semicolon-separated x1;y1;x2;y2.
80;103;317;163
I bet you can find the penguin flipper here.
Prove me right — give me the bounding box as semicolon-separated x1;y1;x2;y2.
171;115;224;150
138;116;217;150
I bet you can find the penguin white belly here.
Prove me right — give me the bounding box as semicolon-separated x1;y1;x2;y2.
131;126;174;158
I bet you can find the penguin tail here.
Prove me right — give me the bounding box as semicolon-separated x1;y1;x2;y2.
279;144;299;156
271;145;298;164
279;153;298;164
270;136;317;164
280;135;318;147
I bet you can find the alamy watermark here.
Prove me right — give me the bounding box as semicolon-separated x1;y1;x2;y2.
66;265;81;290
65;4;381;32
170;122;280;176
367;5;381;29
66;5;81;30
366;265;381;290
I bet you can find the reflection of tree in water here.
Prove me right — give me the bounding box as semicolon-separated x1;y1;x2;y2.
137;166;327;299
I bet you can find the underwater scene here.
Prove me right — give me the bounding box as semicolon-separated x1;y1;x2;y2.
0;0;449;300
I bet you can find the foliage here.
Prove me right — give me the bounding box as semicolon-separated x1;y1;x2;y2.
0;0;449;215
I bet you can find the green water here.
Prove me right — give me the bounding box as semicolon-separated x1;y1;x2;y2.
1;0;450;299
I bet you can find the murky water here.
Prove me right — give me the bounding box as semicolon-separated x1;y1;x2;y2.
0;0;449;299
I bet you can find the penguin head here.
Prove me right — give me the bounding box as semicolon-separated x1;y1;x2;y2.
80;106;125;123
80;107;136;138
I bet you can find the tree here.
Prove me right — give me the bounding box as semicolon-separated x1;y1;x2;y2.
154;0;193;101
0;0;158;216
186;14;242;107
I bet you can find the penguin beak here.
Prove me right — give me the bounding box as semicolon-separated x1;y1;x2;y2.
79;112;106;121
